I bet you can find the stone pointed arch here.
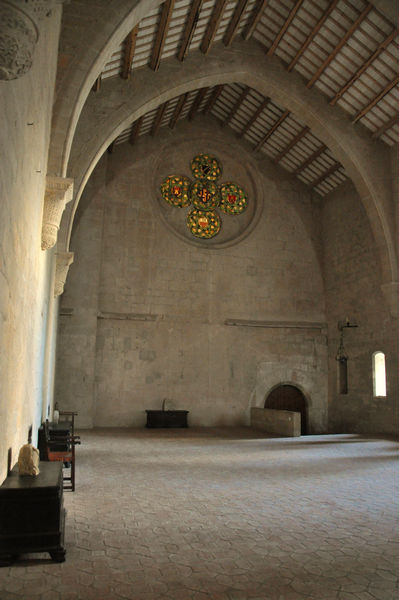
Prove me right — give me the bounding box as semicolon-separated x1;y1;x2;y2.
48;0;163;178
58;41;398;300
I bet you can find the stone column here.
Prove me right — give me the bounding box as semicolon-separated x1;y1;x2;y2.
0;1;64;81
41;176;74;250
54;252;74;297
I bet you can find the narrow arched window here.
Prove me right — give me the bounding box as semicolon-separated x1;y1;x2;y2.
372;351;386;397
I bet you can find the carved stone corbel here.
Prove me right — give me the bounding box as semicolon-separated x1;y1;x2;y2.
0;1;65;80
41;176;73;250
54;252;74;297
381;282;399;319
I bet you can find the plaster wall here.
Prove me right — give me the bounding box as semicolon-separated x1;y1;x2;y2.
0;9;62;482
56;123;328;431
322;181;399;433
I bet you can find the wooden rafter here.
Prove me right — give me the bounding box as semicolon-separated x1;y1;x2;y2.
274;125;310;163
188;88;209;120
293;144;327;175
310;162;342;188
169;93;189;129
254;110;290;152
242;0;268;41
150;0;175;71
239;96;270;136
306;3;373;89
372;111;399;139
330;27;399;106
352;74;399;123
266;0;304;57
223;0;251;46
177;0;203;61
129;116;143;145
201;0;229;54
203;84;224;113
151;101;169;136
121;25;139;80
222;86;249;127
287;0;339;72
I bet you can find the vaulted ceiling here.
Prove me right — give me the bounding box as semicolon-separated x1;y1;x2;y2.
90;0;399;197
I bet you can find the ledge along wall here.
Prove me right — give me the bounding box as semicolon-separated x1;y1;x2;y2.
55;121;328;431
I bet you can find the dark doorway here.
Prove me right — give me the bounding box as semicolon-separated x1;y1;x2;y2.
265;385;308;435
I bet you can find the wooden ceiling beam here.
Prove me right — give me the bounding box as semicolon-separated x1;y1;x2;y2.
254;110;290;152
203;84;224;113
222;86;250;127
306;3;373;89
287;0;339;72
372;111;399;139
239;96;270;137
310;162;342;188
129;116;143;145
92;75;102;92
293;143;327;175
201;0;229;54
223;0;251;46
169;93;189;129
274;125;310;163
188;87;209;120
266;0;304;57
151;101;169;136
352;74;399;123
150;0;175;71
242;0;268;41
121;25;139;80
177;0;203;61
330;27;399;105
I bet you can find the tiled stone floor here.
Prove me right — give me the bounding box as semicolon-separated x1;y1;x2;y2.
1;428;399;600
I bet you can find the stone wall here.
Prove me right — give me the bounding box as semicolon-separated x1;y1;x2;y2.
322;181;399;433
56;121;328;431
0;7;62;482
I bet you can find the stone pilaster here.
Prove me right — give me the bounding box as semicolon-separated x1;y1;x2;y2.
0;1;64;81
54;252;74;297
41;176;74;250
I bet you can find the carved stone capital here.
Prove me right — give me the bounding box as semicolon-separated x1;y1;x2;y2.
0;1;65;80
41;176;73;250
381;282;399;319
54;251;74;297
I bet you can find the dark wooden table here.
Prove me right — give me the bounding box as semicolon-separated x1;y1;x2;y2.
0;462;66;565
146;410;189;428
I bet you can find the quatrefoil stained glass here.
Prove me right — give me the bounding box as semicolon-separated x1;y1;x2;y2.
160;153;248;239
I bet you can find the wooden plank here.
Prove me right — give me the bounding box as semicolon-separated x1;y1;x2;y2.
239;96;270;136
150;0;175;72
274;125;310;162
254;110;290;152
223;0;251;46
287;0;339;72
129;116;143;145
200;0;229;54
352;74;399;123
330;27;399;106
121;25;139;80
310;162;342;188
177;0;204;61
266;0;304;57
169;93;189;128
372;111;399;139
222;86;250;127
203;84;224;113
188;87;209;120
306;3;373;89
151;102;169;136
293;143;327;175
242;0;268;41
